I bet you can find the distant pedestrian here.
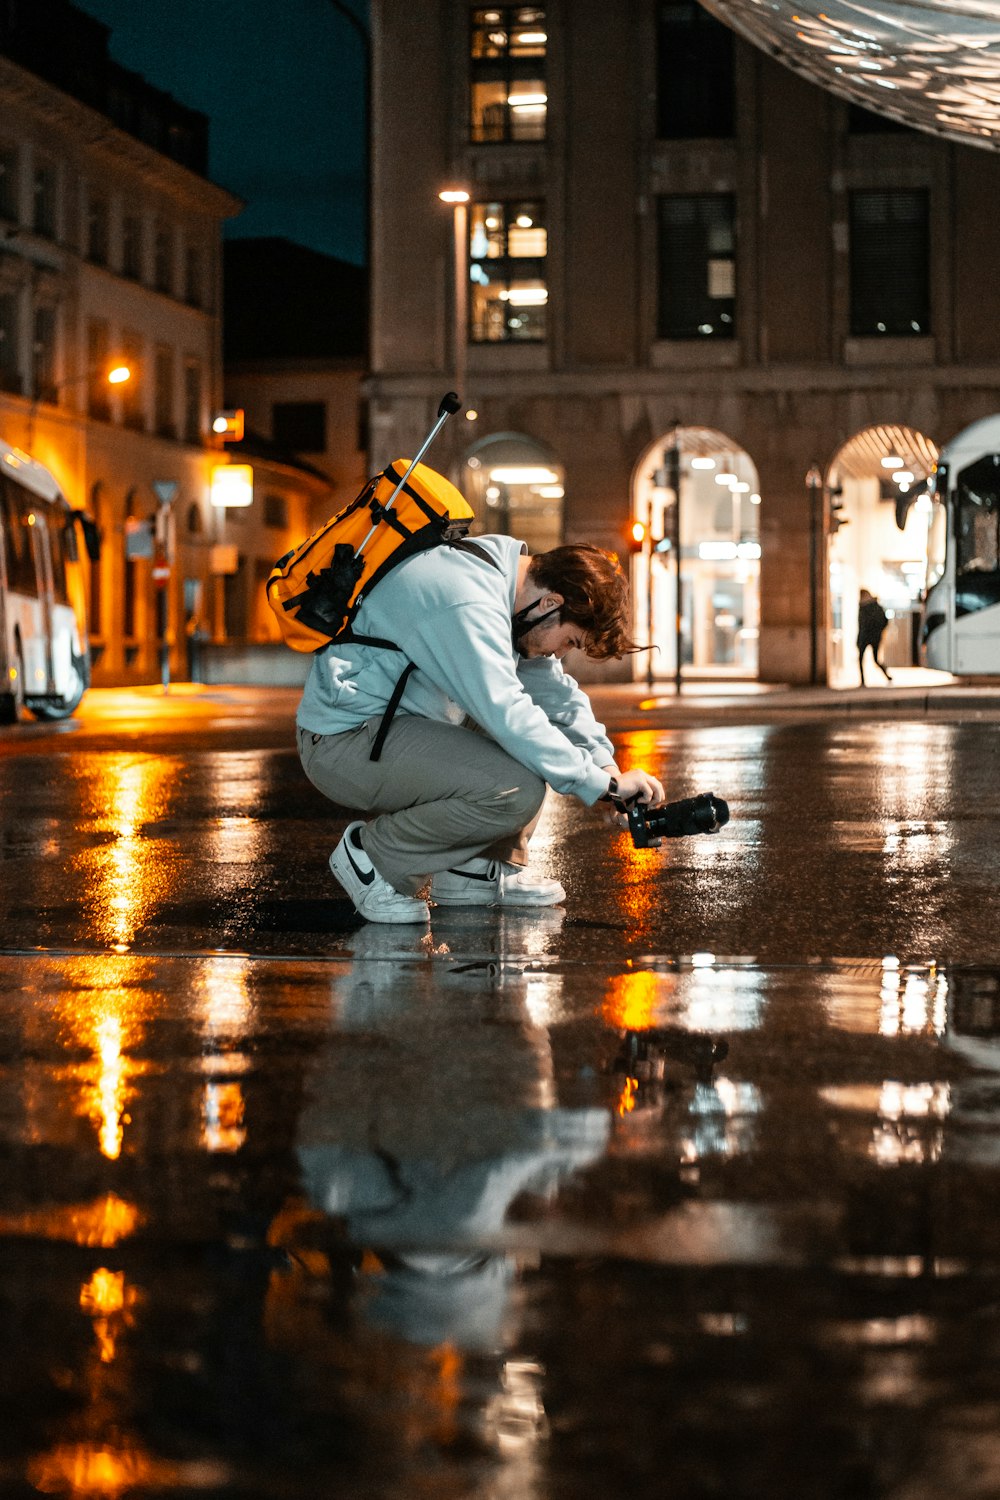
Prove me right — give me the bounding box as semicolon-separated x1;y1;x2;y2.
857;589;891;685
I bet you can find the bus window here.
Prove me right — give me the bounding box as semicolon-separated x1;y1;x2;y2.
0;476;39;598
48;508;69;604
954;454;1000;618
956;456;1000;579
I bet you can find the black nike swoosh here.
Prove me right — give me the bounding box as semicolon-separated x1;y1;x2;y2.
344;837;375;885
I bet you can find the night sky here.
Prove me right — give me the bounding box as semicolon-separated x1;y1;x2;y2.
72;0;368;266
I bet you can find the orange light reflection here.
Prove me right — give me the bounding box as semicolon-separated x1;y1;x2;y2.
603;970;666;1030
617;1076;638;1116
28;1443;168;1497
80;1267;137;1364
72;757;174;949
0;1193;142;1247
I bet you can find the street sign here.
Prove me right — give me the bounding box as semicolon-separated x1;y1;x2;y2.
124;517;154;560
152;552;170;586
153;480;179;506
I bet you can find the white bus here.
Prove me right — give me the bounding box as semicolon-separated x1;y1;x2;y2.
0;440;100;724
921;414;1000;675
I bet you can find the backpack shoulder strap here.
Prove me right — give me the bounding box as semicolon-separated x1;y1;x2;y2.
448;537;502;571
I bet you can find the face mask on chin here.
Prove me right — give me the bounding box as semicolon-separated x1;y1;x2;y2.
511;599;562;652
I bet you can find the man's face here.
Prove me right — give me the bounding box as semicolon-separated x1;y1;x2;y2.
519;616;589;661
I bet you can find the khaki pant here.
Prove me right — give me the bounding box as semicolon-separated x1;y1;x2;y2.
297;715;546;896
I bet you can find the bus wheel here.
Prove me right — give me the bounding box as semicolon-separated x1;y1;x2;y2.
26;649;90;722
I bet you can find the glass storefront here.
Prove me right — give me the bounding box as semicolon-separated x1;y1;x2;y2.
633;429;761;677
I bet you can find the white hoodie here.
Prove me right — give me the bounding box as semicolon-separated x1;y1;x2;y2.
296;534;615;805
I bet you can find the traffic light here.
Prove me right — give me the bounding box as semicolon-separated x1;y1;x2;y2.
828;487;848;535
628;519;647;553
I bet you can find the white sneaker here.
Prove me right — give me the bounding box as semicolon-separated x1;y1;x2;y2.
431;857;565;908
329;822;430;924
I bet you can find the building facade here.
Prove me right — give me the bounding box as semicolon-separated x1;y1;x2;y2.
0;0;329;687
367;1;1000;683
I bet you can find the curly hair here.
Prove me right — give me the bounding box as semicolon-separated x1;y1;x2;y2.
528;544;638;660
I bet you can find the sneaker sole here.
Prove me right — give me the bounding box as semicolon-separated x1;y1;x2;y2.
432;892;565;909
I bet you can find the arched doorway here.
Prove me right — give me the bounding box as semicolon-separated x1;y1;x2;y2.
633;427;761;680
826;424;938;685
462;432;564;554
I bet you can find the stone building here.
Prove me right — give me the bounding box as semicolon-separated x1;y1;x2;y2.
367;1;1000;683
0;0;329;686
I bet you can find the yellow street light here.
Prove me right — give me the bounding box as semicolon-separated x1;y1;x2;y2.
107;364;131;385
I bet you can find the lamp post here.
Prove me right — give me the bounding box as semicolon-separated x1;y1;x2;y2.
806;464;824;685
665;428;682;696
439;189;470;403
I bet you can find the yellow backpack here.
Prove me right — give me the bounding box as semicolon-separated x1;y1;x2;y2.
266;457;476;653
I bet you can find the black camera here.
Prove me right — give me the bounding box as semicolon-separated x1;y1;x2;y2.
612;791;730;849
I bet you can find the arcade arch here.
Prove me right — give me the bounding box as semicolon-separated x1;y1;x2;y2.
462;431;565;555
826;424;938;686
632;426;761;679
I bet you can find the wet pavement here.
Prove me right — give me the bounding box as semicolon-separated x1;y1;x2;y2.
2;686;1000;1498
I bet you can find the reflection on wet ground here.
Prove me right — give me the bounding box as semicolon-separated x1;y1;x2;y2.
2;717;1000;1495
3;943;1000;1497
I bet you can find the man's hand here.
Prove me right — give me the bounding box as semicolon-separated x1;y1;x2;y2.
614;768;665;807
600;766;665;830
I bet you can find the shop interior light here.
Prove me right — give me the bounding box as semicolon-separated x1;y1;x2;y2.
750;493;762;505
731;481;751;493
499;287;548;305
210;464;253;508
489;466;559;484
699;540;739;560
690;457;717;470
892;470;915;484
715;472;738;485
881;456;904;469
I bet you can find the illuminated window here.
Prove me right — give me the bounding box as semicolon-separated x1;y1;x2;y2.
656;3;734;139
657;194;735;340
470;6;547;143
849;190;930;337
469;200;547;343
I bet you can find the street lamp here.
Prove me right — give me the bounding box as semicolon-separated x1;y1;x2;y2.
438;188;470;404
28;360;131;447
